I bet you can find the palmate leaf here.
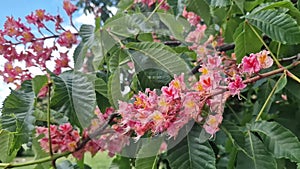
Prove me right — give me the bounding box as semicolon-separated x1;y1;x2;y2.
250;121;300;163
245;9;300;44
236;132;277;169
126;42;190;77
167;124;216;169
50;71;96;129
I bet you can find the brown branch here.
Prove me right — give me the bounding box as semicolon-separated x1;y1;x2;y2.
8;33;79;46
75;113;120;151
243;61;300;84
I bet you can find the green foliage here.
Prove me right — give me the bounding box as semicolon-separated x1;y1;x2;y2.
246;9;300;44
234;22;263;62
2;0;300;168
167;125;216;169
250;121;300;163
126;42;190;76
50;71;96;129
0;130;19;163
236;132;277;169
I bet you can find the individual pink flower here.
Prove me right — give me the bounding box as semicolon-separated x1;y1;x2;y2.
257;50;273;69
21;31;34;43
57;30;77;48
241;53;260;75
63;0;78;16
203;114;223;135
228;75;246;96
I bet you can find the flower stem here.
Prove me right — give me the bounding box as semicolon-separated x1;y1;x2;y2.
46;81;56;168
145;0;165;22
0;152;70;168
255;72;286;121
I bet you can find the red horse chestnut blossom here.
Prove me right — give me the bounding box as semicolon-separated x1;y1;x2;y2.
0;0;78;86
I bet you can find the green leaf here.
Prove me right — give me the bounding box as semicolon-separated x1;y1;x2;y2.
244;0;264;12
250;121;300;163
94;77;108;97
32;75;48;96
158;13;191;41
275;73;287;94
104;13;152;37
210;0;231;8
236;132;277;169
117;0;133;10
135;138;163;169
251;1;300;24
186;0;211;24
1;81;35;148
224;17;243;43
246;9;300;44
234;22;263;62
137;68;172;90
222;120;245;147
107;68;123;108
233;0;245;13
167;124;216;169
79;24;118;70
79;24;96;46
73;42;88;70
110;155;131;169
0;130;19;163
126;42;190;76
108;49;128;73
51;71;96;129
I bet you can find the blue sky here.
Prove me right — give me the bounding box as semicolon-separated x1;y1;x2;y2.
0;0;95;106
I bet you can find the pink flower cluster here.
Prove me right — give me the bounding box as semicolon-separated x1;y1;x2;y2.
0;0;78;86
242;50;273;75
36;108;129;160
134;0;170;11
117;74;206;139
36;123;81;153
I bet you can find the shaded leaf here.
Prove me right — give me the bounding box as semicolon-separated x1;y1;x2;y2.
0;130;19;163
234;22;263;62
186;0;211;24
236;132;277;169
167;124;216;169
210;0;231;8
107;68;123;108
135;138;163;169
250;121;300;163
